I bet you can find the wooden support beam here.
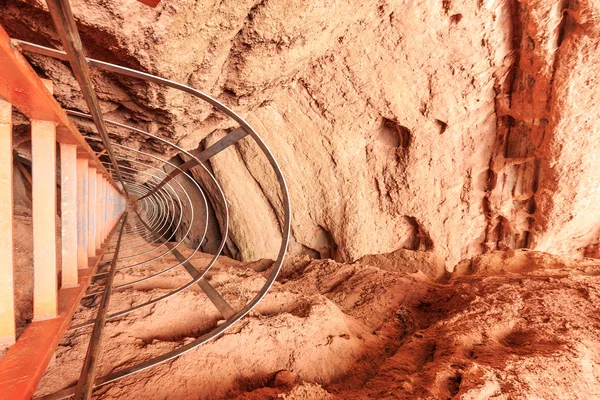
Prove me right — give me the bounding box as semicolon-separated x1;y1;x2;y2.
0;98;15;345
95;173;102;249
73;214;126;399
76;157;89;269
32;118;57;320
0;25;121;194
113;191;119;229
105;185;112;235
0;225;120;400
137;0;160;8
87;168;96;256
60;143;78;288
101;177;107;242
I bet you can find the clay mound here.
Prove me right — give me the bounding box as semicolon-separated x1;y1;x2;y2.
35;250;600;399
348;251;600;399
452;249;600;277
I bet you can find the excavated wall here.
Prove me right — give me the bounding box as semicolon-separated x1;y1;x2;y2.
2;0;599;266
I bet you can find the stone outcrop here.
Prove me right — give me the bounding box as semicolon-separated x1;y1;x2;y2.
1;0;599;265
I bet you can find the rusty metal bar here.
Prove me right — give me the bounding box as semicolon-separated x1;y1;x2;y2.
0;217;122;400
32;117;58;320
15;30;292;400
60;143;78;288
138;127;248;200
74;213;127;400
0;97;15;345
134;210;234;319
45;0;128;196
15;160;32;186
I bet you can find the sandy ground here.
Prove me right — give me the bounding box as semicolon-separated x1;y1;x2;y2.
30;243;600;399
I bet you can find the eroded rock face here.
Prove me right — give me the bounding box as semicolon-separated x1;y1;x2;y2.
1;0;599;264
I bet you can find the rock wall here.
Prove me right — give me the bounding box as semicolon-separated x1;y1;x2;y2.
1;0;599;265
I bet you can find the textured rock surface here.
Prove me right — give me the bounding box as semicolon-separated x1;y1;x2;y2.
1;0;599;264
34;249;600;399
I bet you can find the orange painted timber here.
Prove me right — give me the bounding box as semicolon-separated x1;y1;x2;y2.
100;176;106;242
107;182;112;236
109;188;115;230
106;182;111;236
60;143;78;288
0;25;122;195
108;187;115;231
106;187;111;233
95;173;103;249
101;177;106;241
76;157;89;269
0;225;120;400
106;182;111;238
32;119;58;320
0;98;15;345
137;0;160;7
88;168;97;256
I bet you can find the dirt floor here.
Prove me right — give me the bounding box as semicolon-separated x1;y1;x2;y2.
30;238;600;399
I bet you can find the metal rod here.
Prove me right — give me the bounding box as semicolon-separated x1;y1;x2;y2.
44;0;128;196
18;38;292;400
15;160;32;186
138;127;249;200
134;211;235;319
73;212;127;400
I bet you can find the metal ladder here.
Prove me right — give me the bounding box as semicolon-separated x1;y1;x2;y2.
0;0;291;398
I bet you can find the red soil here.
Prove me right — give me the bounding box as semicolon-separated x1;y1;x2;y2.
31;246;600;399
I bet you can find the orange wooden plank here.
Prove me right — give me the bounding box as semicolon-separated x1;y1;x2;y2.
0;98;15;345
32;119;58;321
0;24;121;194
76;157;89;269
0;228;118;400
60;143;78;288
88;168;97;256
137;0;160;7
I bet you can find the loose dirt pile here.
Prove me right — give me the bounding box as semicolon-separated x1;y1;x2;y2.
34;247;600;399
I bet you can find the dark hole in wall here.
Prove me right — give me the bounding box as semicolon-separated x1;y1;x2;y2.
504;123;535;158
314;226;338;260
450;14;463;24
435;119;448;134
557;5;577;48
447;372;463;396
405;217;434;251
381;118;412;150
582;244;600;259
